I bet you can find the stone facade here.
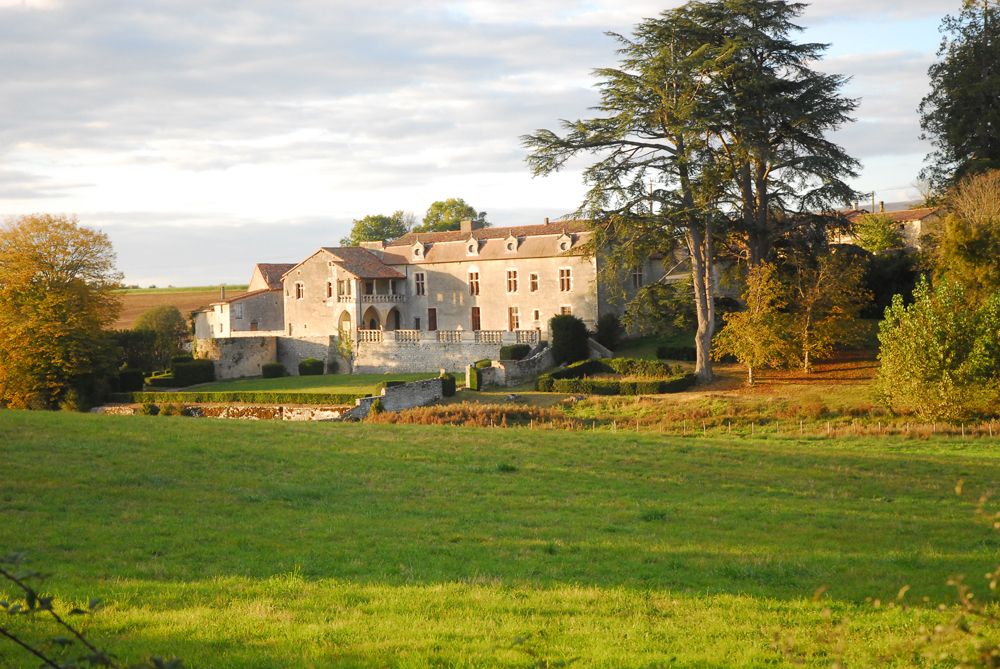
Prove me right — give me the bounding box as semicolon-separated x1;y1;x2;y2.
194;336;276;379
276;335;338;375
346;377;445;420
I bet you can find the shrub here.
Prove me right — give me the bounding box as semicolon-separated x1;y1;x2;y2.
605;358;675;377
144;373;176;389
172;360;215;386
117;368;145;392
367;401;579;428
535;358;695;395
499;344;531;361
169;354;194;368
594;313;623;351
474;358;493;369
549;314;590;364
468;366;483;391
262;362;286;378
656;345;697;361
298;358;325;376
120;391;364;405
139;401;159;416
375;380;406;394
160;403;183;416
368;397;384;416
440;372;456;397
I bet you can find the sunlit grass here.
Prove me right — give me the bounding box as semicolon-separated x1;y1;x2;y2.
1;411;997;667
192;372;439;394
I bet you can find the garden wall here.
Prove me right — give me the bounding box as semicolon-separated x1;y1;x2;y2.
194;336;276;380
277;336;338;375
346;377;444;420
353;339;501;374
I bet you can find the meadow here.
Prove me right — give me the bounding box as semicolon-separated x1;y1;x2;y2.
193;373;439;395
1;410;998;667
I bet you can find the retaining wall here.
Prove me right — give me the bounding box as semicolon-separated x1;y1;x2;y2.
346;377;444;420
353;339;501;374
277;336;338;375
194;336;276;380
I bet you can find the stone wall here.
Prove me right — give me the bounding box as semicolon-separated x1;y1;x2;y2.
495;345;555;387
194;336;276;380
346;377;444;419
353;338;501;374
277;336;337;375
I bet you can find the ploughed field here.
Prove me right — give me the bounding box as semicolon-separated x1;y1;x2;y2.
1;411;998;667
113;285;247;329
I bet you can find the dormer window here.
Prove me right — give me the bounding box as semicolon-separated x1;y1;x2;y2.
412;242;425;258
504;235;519;253
466;237;479;256
557;233;573;252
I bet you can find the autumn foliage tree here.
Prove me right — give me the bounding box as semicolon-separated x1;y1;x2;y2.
0;215;122;409
933;169;1000;303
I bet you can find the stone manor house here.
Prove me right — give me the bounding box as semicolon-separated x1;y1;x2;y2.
193;218;681;376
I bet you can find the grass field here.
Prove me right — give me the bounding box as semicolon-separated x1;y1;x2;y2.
113;286;247;330
2;411;998;667
192;373;440;395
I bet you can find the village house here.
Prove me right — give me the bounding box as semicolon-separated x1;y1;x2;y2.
833;204;942;249
194;218;684;376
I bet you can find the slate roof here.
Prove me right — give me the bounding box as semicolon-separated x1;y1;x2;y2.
321;247;406;279
253;263;296;290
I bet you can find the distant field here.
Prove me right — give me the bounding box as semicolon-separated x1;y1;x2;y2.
193;373;439;395
113;285;247;329
1;410;997;667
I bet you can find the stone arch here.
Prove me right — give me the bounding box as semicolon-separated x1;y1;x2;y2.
362;306;381;330
385;307;401;331
337;310;352;335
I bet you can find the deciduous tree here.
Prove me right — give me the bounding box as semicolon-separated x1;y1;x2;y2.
133;305;188;368
413;198;487;233
852;213;904;253
340;211;412;246
933;169;1000;303
0;215;122;409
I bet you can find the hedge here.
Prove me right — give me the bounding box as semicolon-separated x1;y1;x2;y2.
117;368;145;392
468;366;483;391
375;380;406;394
109;391;365;405
298;358;324;376
144;373;176;388
170;355;194;368
535;357;694;395
499;344;531;361
262;362;286;378
549;314;590;364
440;373;456;397
550;374;697;395
656;345;697;361
173;360;215;386
473;359;493;369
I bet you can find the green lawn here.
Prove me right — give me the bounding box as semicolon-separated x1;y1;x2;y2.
192;372;439;395
1;411;998;667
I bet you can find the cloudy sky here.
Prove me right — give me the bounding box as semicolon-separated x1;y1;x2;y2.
0;0;955;285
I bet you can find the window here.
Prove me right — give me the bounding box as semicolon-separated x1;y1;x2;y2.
413;246;423;258
631;267;644;289
415;272;426;296
529;273;539;292
561;306;573;316
532;309;541;322
471;306;481;331
506;240;516;252
414;317;421;330
233;303;243;320
218;323;223;333
559;268;572;292
469;271;480;295
506;269;518;293
508;306;520;331
295;282;305;299
326;281;333;298
427;308;437;331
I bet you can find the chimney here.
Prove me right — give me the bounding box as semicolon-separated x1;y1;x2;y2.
544;217;550;225
221;285;226;300
879;201;885;213
460;219;485;234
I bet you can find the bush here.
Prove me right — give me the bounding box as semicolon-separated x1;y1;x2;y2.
368;397;384;416
367;402;579;428
499;344;531;361
117;368;145;392
113;329;157;371
534;358;694;395
298;358;325;376
474;358;493;369
468;366;483;391
160;403;183;416
549;314;590;365
594;313;623;351
144;373;176;388
440;372;456;397
605;358;674;377
169;354;194;368
262;362;286;378
172;360;215;386
139;401;159;416
550;374;696;395
656;345;697;361
375;380;406;394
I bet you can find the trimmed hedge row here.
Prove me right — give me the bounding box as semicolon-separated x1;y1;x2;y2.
299;358;325;375
535;358;695;395
499;344;531;361
550;374;697;395
262;362;286;378
173;360;215;386
468;366;483;391
109;391;364;405
117;369;145;392
440;373;456;397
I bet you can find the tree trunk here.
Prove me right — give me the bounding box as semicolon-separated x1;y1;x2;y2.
687;221;715;383
747;364;754;387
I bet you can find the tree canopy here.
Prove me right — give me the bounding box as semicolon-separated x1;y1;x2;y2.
413;198;487;233
919;0;1000;190
852;213;904;253
133;305;189;368
0;215;122;409
523;0;859;381
340;211;412;246
933;168;1000;303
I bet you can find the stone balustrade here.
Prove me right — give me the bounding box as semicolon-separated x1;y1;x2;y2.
358;329;383;343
